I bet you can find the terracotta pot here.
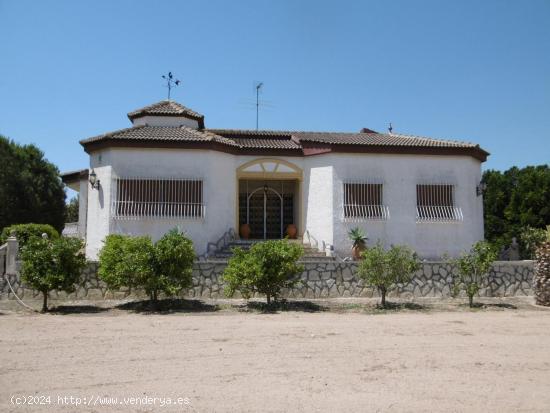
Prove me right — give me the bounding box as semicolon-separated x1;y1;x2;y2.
286;224;297;239
240;223;251;239
352;243;366;260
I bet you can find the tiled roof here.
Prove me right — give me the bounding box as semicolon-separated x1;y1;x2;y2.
231;137;301;150
207;129;483;150
293;132;480;148
80;125;237;147
205;129;300;150
127;100;204;121
80;124;488;160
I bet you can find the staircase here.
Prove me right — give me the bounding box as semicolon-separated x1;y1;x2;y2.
209;239;335;262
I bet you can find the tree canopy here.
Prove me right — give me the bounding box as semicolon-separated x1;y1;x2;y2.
483;165;550;256
0;135;66;233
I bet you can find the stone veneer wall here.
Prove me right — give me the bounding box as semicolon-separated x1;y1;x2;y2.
1;260;533;301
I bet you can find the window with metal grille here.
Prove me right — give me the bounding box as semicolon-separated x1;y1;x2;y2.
416;184;462;222
343;182;389;220
112;178;204;219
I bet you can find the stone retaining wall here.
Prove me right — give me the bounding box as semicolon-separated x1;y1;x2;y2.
0;260;534;301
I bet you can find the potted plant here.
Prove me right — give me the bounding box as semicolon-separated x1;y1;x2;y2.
286;224;297;239
240;223;251;239
349;227;368;260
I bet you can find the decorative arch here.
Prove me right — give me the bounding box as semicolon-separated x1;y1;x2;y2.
236;158;302;180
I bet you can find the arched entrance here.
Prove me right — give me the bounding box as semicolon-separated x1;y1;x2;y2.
237;159;303;239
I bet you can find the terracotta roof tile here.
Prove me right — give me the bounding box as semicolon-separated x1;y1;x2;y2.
127;100;204;121
80;125;488;160
80;125;237;147
292;132;480;148
207;129;483;150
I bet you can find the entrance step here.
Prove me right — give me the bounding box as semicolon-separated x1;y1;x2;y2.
209;238;335;261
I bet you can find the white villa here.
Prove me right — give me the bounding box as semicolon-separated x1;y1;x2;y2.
62;100;489;260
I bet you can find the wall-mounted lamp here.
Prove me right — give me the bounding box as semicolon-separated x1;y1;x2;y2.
89;169;101;190
476;181;487;196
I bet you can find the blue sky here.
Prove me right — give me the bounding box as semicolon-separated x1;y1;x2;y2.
1;0;549;175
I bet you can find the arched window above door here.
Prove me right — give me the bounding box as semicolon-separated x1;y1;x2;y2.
237;158;302;180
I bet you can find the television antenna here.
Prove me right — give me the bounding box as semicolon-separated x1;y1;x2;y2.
236;82;275;129
162;72;181;100
255;82;263;130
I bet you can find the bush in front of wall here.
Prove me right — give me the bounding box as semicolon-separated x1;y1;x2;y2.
356;242;421;307
20;236;86;312
222;239;304;305
98;229;195;305
0;223;59;248
448;241;497;308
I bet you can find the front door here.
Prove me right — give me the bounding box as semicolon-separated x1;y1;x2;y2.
246;186;283;239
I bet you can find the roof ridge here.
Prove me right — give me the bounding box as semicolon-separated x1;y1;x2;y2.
389;132;476;147
127;100;204;122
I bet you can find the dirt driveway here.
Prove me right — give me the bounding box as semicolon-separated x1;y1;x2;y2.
1;298;550;412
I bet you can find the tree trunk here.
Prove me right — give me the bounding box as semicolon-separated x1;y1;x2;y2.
150;290;158;309
380;286;386;308
41;291;48;313
266;294;271;305
468;294;474;308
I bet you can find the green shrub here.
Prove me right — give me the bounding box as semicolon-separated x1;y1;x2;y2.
20;236;86;312
223;240;304;304
449;241;497;307
1;223;59;247
98;229;195;304
519;226;548;260
357;242;421;307
98;234;155;291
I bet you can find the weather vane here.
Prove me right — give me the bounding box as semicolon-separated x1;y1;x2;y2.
162;72;181;100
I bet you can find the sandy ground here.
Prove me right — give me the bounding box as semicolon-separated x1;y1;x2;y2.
1;298;550;412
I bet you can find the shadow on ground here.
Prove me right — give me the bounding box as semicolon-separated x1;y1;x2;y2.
467;302;518;310
376;302;427;311
49;305;110;314
242;300;326;313
334;301;430;313
116;298;220;313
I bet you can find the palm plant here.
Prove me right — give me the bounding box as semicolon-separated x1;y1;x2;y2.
348;227;368;260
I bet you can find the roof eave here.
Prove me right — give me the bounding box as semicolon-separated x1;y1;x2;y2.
60;169;89;185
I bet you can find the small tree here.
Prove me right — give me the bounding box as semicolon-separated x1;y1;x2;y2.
223;240;304;304
98;234;155;292
357;242;421;307
20;236;86;312
450;241;497;308
98;229;195;305
148;229;195;302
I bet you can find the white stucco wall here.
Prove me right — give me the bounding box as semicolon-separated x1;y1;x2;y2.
302;159;334;249
83;148;483;260
85;153;112;259
78;178;88;238
328;153;484;258
132;116;199;128
85;148;235;259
